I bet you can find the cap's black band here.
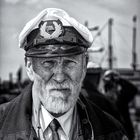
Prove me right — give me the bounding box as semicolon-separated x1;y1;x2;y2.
25;45;87;58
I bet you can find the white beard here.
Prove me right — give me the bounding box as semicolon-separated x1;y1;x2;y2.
41;93;74;114
33;75;83;115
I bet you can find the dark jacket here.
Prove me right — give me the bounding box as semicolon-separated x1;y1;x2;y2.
0;83;128;140
115;78;138;140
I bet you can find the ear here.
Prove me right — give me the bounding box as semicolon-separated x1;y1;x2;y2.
25;60;34;81
81;54;87;81
86;53;89;66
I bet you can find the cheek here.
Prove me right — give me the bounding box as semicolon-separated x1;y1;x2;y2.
68;63;85;83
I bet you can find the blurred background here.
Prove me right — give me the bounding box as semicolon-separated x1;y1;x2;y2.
0;0;140;80
0;0;140;139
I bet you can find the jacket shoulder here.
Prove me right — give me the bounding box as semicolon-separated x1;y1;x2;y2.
0;101;13;129
0;94;21;128
0;101;12;116
84;97;128;138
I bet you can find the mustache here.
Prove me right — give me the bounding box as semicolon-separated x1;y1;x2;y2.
46;81;74;89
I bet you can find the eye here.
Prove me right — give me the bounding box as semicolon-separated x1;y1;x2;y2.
64;60;77;68
41;60;55;68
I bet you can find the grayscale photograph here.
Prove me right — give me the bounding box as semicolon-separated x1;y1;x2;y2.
0;0;140;139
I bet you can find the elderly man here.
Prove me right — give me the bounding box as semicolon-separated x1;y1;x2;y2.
0;8;128;140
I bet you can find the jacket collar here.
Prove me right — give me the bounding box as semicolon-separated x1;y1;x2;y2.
77;96;94;140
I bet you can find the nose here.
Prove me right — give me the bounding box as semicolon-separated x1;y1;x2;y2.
53;64;66;83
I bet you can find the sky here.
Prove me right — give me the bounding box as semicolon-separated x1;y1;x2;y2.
0;0;140;80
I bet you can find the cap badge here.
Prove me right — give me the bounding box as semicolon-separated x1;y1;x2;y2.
40;20;63;39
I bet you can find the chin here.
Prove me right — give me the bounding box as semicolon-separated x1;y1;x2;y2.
42;95;77;114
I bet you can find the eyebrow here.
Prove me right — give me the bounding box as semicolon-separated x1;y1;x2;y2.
41;56;79;62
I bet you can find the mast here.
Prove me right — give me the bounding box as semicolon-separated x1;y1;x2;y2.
108;18;113;69
132;15;137;71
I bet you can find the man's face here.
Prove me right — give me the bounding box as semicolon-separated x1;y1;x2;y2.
27;53;86;115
